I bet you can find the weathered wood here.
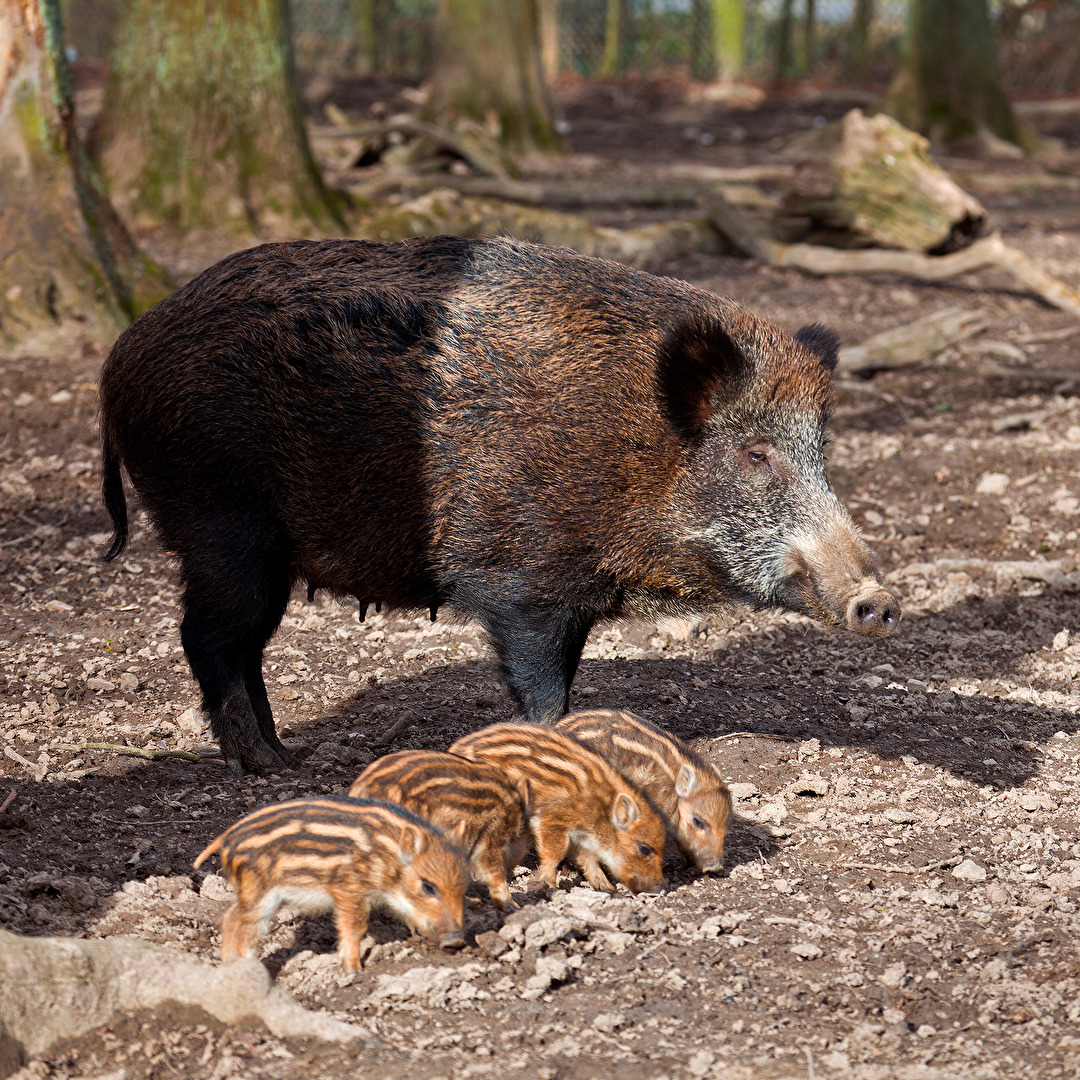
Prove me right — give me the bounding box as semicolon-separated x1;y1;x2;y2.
783;109;987;252
707;196;1080;322
837;307;988;374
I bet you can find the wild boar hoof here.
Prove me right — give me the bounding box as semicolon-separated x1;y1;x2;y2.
846;589;901;637
223;737;294;776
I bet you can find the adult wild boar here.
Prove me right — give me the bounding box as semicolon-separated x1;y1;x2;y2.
99;236;900;773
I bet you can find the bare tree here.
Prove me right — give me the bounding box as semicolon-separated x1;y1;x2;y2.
425;0;560;152
0;0;168;345
712;0;745;81
99;0;344;234
878;0;1035;150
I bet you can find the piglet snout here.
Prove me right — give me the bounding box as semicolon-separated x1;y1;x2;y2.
845;586;901;637
440;931;466;950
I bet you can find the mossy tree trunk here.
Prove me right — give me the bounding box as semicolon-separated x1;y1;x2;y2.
878;0;1034;151
100;0;344;235
712;0;744;81
0;0;169;346
424;0;560;153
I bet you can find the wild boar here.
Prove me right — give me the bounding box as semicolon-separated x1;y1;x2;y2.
100;236;900;773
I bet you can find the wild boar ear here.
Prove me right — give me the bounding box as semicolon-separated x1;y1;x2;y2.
657;316;748;441
675;763;697;799
399;824;427;864
794;323;841;373
450;819;469;846
612;792;640;830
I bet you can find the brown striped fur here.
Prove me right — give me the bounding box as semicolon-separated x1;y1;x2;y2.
448;723;665;894
556;709;732;873
193;796;468;971
350;750;530;909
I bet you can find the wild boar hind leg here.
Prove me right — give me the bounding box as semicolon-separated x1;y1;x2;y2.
481;606;594;724
176;514;294;774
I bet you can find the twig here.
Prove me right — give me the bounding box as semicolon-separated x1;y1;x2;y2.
99;816;205;826
1013;325;1080;344
53;741;214;763
713;732;796;742
373;711;415;748
3;745;45;778
0;790;15;813
843;855;962;875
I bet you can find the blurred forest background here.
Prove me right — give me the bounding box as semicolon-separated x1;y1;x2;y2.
5;0;1080;348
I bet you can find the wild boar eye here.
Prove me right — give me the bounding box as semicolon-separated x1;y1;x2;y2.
747;449;771;469
692;816;708;831
637;843;655;858
421;880;439;897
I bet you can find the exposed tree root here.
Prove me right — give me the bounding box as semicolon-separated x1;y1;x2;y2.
0;931;361;1075
707;197;1080;321
837;307;987;374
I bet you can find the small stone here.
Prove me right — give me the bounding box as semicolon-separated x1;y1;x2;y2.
1052;629;1071;652
986;883;1011;905
118;672;140;692
882;1008;907;1026
524;915;576;950
45;599;73;613
49;389;73;404
176;707;206;736
86;677;116;693
880;962;907;988
773;878;793;894
199;874;234;902
884;807;917;824
860;675;884;689
727;782;759;801
790;942;823;960
952;858;988;883
916;1024;937;1038
790;773;829;796
475;930;510;957
687;1050;716;1077
592;1012;625;1033
127;804;149;819
976;472;1010;496
847;704;869;722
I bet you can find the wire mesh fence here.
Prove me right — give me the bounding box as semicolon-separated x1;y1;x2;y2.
59;1;1080;97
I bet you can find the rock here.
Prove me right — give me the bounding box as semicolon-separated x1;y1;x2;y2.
86;677;116;693
773;878;793;895
880;962;907;988
117;672;140;692
1015;793;1056;813
847;704;869;722
1052;629;1070;652
916;1024;937;1038
884;807;918;824
176;707;206;736
45;600;73;613
371;966;458;1003
524;915;577;950
687;1049;716;1077
976;472;1010;496
727;782;759;801
592;1012;625;1033
881;1008;907;1026
985;883;1012;905
951;858;988;883
790;773;829;797
475;930;510;957
498;921;526;946
790;942;823;960
199;874;234;902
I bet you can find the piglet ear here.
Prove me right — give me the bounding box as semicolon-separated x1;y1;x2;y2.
657;316;748;441
612;792;640;830
794;323;841;373
675;763;697;799
399;824;427;864
450;819;468;846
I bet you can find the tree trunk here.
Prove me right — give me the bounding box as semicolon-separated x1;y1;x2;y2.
425;0;560;153
100;0;344;235
877;0;1035;151
849;0;873;84
802;0;817;73
773;0;795;83
0;0;170;347
349;0;379;75
538;0;560;79
600;0;621;78
712;0;744;81
690;0;711;81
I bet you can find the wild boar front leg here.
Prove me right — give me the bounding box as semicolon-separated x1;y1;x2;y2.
482;607;594;724
533;816;573;887
332;891;371;973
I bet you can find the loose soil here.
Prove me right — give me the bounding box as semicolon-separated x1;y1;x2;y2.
3;81;1080;1080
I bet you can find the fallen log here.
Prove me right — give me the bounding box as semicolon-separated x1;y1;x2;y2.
707;196;1080;322
0;930;361;1076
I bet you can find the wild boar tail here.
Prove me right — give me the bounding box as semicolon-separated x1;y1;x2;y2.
192;833;225;870
101;429;128;562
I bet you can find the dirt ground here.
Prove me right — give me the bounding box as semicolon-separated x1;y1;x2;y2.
3;81;1080;1080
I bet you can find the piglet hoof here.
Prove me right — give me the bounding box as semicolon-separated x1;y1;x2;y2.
440;932;466;951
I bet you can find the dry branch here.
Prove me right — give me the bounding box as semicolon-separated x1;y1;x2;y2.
0;931;361;1068
707;196;1080;322
53;741;211;763
837;307;988;374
